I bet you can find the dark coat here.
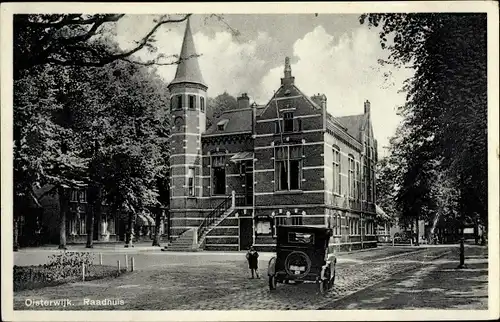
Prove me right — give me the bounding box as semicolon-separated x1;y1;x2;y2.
246;250;259;269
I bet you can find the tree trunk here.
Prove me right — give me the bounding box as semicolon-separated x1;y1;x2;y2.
13;216;19;252
152;208;161;247
86;203;94;248
58;187;68;250
457;189;467;269
125;212;134;248
415;214;420;246
410;219;414;245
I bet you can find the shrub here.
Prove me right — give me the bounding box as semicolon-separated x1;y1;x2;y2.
13;252;126;291
44;252;95;281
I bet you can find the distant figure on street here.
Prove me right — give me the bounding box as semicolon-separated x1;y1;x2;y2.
246;246;260;278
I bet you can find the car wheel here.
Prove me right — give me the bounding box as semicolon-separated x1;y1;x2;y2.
269;275;277;291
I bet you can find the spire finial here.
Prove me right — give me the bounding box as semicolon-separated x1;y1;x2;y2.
281;56;295;85
284;57;292;78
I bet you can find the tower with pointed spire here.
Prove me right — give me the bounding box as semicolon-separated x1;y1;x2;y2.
168;17;207;227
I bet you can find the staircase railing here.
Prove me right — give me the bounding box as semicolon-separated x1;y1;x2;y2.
196;191;235;242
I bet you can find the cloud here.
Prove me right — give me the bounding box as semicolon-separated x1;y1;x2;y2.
258;25;414;154
117;21;273;100
115;18;413;155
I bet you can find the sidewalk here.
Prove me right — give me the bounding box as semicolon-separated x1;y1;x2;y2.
17;242;164;253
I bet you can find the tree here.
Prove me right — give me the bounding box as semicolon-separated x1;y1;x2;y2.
83;61;170;247
13;55;171;249
13;14;239;77
361;13;487;264
13;14;190;73
206;92;238;127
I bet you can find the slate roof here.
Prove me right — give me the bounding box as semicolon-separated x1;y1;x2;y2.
204;108;254;135
169;18;206;88
335;114;366;141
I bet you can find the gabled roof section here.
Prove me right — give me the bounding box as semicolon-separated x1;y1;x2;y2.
168;18;206;88
335;114;366;141
204;108;253;135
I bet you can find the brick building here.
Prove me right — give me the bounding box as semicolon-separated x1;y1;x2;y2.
166;19;379;252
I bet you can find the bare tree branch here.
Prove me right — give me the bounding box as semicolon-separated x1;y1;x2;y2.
120;53;201;67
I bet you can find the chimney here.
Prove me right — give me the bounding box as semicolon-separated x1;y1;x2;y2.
311;93;327;110
237;93;250;110
251;102;257;134
364;100;371;114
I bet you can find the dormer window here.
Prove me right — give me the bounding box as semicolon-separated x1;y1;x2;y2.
217;119;229;131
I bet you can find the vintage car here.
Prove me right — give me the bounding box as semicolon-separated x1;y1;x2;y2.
267;225;336;294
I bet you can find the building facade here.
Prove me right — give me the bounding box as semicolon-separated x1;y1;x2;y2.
167;19;379;252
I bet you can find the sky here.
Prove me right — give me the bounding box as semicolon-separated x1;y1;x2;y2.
114;14;415;157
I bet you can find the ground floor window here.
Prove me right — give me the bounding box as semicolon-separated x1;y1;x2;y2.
275;216;287;227
335;215;341;235
291;216;303;226
79;213;86;235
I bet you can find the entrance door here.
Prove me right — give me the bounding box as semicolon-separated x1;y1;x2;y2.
244;161;253;206
239;217;253;250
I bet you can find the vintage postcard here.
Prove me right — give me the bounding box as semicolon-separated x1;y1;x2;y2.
1;1;499;321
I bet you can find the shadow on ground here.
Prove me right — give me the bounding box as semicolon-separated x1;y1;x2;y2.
330;260;488;310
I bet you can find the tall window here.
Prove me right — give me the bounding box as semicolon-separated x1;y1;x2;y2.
200;97;205;112
78;190;87;203
355;162;360;200
362;161;367;201
187;167;195;197
296;118;302;132
79;213;86;235
275;145;302;191
171;95;183;110
212;156;226;195
333;147;341;194
188;95;196;109
348;155;355;198
70;189;78;202
283;112;294;132
177;95;183;110
291;216;303;225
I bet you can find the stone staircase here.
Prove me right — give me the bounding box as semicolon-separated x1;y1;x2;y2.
162;228;199;252
163;193;236;252
204;215;239;251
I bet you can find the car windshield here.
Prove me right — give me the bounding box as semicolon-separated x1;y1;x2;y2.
287;232;314;244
